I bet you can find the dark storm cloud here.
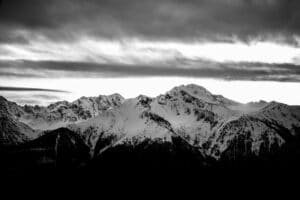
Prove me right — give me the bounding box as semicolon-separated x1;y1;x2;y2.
0;86;69;93
0;0;300;44
1;60;300;82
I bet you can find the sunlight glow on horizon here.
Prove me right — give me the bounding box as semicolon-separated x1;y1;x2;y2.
1;77;300;106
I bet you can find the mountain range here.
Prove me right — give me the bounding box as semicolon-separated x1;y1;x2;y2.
1;84;300;174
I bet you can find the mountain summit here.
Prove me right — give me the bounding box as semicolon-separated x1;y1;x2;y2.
1;84;300;172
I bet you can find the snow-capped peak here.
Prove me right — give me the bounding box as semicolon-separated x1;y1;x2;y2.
167;84;214;102
2;84;300;163
166;84;238;106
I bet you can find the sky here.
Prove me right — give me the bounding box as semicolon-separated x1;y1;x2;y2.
0;0;300;105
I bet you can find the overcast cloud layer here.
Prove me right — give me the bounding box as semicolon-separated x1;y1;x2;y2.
0;0;300;85
1;0;300;44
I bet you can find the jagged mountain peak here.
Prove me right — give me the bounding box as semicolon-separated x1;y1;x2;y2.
136;95;153;107
261;101;288;110
0;93;127;131
47;100;70;110
106;93;124;100
167;84;235;106
255;101;291;116
73;93;124;103
178;83;210;91
169;84;213;98
137;94;152;100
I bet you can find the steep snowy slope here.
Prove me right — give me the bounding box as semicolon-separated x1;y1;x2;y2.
0;96;36;145
1;94;124;131
254;102;300;135
150;85;238;144
208;102;300;159
69;96;177;156
0;115;33;145
209;115;285;159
